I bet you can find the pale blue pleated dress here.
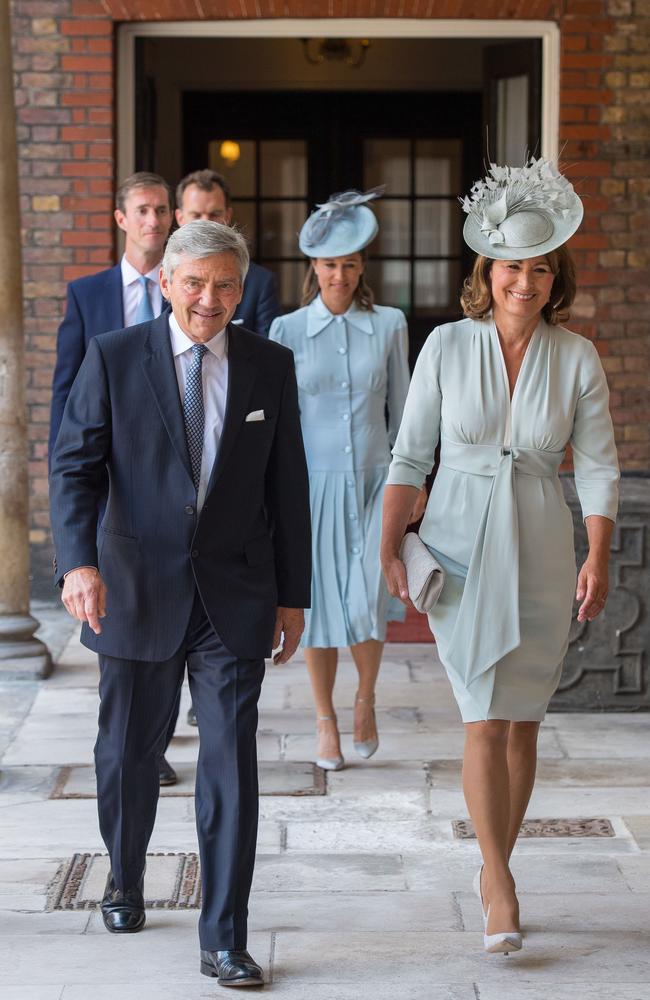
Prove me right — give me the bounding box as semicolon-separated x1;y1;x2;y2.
270;296;410;647
387;318;619;722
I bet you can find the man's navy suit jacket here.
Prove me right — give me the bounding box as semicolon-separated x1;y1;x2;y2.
49;314;311;663
48;261;281;462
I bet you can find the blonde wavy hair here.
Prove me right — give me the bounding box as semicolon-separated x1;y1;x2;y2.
301;250;375;311
460;245;576;326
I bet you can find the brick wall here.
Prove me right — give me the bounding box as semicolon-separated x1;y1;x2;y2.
10;0;650;590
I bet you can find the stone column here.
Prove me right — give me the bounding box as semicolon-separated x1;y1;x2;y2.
0;0;52;679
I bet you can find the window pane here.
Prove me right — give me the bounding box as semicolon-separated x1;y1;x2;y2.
374;200;410;256
232;200;256;251
208;139;256;197
415;200;460;256
260;141;307;197
260;201;307;257
266;262;306;310
366;259;410;312
414;260;462;313
415;140;462;195
364;139;411;195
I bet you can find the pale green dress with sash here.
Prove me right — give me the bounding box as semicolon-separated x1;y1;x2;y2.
387;318;619;722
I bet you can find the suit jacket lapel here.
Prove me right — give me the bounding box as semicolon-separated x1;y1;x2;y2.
141;313;193;484
206;325;255;496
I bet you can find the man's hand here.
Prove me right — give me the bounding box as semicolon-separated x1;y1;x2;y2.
272;607;305;664
61;567;107;635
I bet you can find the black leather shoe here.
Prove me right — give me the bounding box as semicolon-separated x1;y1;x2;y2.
200;949;264;986
159;755;177;786
101;872;145;933
187;704;198;726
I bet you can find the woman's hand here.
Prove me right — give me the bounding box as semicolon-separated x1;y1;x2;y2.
382;555;412;608
576;557;609;622
407;486;428;525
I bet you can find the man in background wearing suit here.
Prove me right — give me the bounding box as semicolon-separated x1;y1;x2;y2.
176;169;280;337
49;171;173;460
49;221;311;987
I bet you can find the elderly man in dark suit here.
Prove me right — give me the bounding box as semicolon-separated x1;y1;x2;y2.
49;221;311;987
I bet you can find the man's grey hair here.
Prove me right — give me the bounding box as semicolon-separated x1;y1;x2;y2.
162;220;250;283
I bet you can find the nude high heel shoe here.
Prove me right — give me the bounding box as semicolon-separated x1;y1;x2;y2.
483;910;523;955
316;714;344;771
353;693;379;759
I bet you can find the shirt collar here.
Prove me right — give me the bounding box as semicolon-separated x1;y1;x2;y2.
121;254;162;287
168;311;227;361
306;294;375;338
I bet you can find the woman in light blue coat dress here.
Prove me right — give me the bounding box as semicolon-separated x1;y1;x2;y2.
270;191;422;772
381;160;619;955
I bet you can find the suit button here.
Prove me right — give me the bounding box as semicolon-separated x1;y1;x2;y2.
191;549;199;558
184;505;194;515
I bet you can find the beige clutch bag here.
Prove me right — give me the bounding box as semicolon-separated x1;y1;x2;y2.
399;533;445;613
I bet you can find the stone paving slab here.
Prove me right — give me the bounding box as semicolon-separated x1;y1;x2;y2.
0;924;272;987
428;758;650;787
272;930;650;983
624;816;650;849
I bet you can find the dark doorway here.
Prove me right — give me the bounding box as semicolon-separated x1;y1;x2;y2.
183;90;482;360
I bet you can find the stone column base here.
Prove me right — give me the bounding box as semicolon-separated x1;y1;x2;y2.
0;613;53;679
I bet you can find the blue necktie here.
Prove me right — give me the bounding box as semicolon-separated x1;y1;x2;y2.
183;344;207;490
135;275;154;323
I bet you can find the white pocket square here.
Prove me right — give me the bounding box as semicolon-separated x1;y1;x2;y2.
245;409;265;422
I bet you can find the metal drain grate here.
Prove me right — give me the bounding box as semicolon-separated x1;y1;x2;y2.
46;852;202;911
51;761;325;799
452;817;616;839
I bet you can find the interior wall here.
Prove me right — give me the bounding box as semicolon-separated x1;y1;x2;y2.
142;37;487;186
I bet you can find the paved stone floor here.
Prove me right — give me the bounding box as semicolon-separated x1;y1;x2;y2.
1;605;650;999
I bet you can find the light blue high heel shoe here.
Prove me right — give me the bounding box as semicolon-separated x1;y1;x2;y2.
316;714;344;771
353;693;379;759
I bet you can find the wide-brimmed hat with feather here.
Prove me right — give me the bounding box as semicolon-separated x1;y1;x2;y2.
461;157;583;260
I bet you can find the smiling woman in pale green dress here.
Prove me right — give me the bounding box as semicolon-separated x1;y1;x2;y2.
381;159;619;956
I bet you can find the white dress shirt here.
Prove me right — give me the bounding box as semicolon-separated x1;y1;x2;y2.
169;312;229;512
121;255;164;326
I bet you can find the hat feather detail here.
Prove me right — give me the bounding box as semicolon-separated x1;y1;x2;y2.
461;157;576;246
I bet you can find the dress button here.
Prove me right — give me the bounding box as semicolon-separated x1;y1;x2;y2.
191;549;199;558
338;346;347;355
351;546;360;555
184;505;194;515
349;513;357;520
341;381;349;389
346;479;354;487
344;445;352;454
342;413;350;421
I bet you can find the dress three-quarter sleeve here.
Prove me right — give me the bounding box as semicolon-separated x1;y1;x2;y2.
386;311;411;446
570;340;620;522
387;325;442;490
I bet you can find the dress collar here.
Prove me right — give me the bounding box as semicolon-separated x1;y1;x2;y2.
306;294;375;338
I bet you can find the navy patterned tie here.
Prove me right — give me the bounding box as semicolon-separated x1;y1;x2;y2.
135;275;154;323
183;344;207;490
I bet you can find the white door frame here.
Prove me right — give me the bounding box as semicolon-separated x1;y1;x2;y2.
117;17;560;182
